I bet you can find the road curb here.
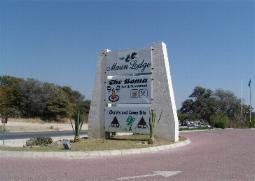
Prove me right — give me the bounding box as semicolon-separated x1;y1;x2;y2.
180;129;211;133
0;139;191;159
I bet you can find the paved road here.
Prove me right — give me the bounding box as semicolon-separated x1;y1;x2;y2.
2;130;87;140
0;129;254;181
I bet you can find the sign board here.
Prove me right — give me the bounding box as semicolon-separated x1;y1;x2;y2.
105;48;152;76
104;48;152;134
106;75;151;104
105;107;150;134
1;118;7;124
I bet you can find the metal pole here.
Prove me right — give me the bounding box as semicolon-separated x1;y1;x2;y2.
250;84;252;123
241;80;243;121
2;123;5;145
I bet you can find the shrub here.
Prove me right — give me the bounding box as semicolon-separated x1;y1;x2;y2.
246;112;255;128
26;137;53;146
214;121;225;129
210;113;230;129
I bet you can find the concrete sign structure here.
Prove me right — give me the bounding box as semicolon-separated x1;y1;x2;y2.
88;42;179;142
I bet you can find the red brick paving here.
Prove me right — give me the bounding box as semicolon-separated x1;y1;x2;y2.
0;129;254;181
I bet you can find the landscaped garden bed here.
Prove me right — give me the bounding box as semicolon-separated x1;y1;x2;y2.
0;135;186;152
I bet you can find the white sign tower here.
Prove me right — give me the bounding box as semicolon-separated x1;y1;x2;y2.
88;42;179;142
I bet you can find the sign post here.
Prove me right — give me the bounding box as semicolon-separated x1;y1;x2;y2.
88;42;179;142
1;118;7;145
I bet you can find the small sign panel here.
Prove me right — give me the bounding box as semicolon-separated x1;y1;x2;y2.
106;75;151;104
1;118;7;124
105;48;152;76
105;107;150;134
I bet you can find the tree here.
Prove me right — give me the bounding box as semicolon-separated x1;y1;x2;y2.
18;80;73;120
19;79;45;117
62;86;90;122
0;87;20;119
43;83;72;120
0;75;24;87
213;89;244;127
179;86;216;124
0;75;90;122
0;76;24;117
179;86;252;128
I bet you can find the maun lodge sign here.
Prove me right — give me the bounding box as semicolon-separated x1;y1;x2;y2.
88;42;179;142
105;49;151;75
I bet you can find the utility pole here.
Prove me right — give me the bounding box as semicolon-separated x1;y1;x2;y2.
248;79;252;123
1;118;7;145
241;80;243;121
2;123;5;145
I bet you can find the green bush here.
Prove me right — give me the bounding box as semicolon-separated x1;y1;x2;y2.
245;112;255;128
210;113;230;129
26;137;53;146
214;121;225;129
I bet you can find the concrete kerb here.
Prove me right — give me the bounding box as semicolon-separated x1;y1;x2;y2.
179;128;229;133
0;139;191;159
180;129;211;133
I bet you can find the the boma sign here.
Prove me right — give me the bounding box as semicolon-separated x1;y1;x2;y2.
105;48;151;75
106;75;151;104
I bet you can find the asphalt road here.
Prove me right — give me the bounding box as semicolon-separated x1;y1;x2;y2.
0;129;254;181
2;130;87;140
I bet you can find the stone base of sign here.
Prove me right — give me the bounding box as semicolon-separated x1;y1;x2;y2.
151;42;179;142
88;49;110;138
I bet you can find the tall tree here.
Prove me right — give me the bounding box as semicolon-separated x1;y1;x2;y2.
0;87;20;119
213;89;244;126
0;76;24;116
180;86;216;124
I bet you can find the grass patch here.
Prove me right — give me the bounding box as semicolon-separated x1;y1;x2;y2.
179;127;209;131
0;145;63;152
0;135;187;152
0;125;8;133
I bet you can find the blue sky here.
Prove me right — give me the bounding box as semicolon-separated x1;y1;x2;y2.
0;0;254;108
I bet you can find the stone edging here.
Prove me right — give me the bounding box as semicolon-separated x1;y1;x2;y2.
0;139;191;159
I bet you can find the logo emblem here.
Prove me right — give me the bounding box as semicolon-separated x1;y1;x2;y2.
130;89;148;98
119;52;137;62
139;89;148;97
126;116;135;131
137;117;148;129
130;89;139;98
110;117;120;128
108;88;119;102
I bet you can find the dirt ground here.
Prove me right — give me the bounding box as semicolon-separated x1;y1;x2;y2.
2;118;88;132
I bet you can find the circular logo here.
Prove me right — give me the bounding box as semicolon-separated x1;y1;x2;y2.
109;95;119;102
109;88;119;102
